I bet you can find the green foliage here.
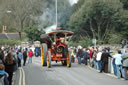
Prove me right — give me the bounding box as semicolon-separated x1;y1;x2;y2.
120;0;128;9
114;10;128;39
72;0;85;13
0;0;44;34
79;39;92;48
66;0;128;44
25;25;44;41
69;37;92;48
0;39;20;46
107;33;122;44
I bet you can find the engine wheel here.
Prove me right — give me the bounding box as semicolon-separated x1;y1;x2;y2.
41;43;47;66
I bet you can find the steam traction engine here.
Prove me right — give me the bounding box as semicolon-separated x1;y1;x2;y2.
40;30;74;68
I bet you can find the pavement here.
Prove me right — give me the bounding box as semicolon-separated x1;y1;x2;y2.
14;57;128;85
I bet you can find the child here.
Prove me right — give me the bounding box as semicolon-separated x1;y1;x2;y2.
0;64;9;85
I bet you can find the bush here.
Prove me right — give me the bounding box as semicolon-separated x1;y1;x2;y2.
0;39;20;46
107;33;123;44
79;39;92;48
69;38;92;48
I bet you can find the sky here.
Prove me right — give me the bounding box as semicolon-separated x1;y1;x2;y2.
69;0;78;6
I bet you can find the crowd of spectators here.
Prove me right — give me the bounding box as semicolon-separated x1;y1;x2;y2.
0;45;34;85
70;45;128;80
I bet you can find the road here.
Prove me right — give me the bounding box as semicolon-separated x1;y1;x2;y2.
14;57;128;85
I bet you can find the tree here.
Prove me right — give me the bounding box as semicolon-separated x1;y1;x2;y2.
120;0;128;9
117;0;128;39
0;0;44;39
25;25;44;41
67;0;123;43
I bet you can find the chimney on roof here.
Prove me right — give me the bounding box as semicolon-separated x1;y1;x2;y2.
2;25;7;33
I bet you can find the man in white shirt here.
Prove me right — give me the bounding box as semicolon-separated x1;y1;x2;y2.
96;51;102;71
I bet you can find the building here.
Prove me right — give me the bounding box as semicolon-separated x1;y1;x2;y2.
0;26;20;40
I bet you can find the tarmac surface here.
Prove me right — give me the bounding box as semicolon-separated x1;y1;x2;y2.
14;57;128;85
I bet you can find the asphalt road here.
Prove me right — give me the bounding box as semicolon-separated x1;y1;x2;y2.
15;57;128;85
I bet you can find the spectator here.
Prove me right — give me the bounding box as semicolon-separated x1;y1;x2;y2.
113;50;125;79
122;50;128;80
96;50;102;71
112;53;117;76
74;47;77;54
23;48;28;66
77;47;83;64
4;52;16;85
0;64;9;85
0;49;4;64
83;49;89;65
12;50;18;72
92;50;97;69
28;49;33;63
71;50;75;63
121;40;127;48
88;47;93;66
17;50;23;68
100;49;111;73
34;47;40;57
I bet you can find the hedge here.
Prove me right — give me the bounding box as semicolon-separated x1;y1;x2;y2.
0;39;20;46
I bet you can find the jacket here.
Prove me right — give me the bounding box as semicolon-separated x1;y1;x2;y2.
122;53;128;67
28;51;33;58
18;52;23;60
23;51;27;59
101;52;111;62
4;60;16;72
77;49;83;58
83;51;88;59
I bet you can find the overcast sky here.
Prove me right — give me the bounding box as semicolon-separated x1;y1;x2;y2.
69;0;78;6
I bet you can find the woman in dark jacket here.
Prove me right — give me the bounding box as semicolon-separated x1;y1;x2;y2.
100;49;111;73
77;48;83;64
4;52;16;85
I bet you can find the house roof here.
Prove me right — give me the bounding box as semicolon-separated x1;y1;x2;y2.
0;34;8;39
0;33;20;40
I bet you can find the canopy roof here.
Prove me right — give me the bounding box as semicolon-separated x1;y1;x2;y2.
40;30;74;39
